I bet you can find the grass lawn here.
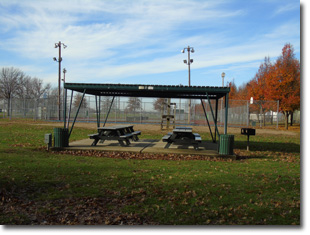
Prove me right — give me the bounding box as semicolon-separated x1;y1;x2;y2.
0;119;300;225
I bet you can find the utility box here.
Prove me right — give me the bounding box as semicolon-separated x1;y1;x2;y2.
44;133;52;150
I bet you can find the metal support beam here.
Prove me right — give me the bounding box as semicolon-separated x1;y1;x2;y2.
95;95;99;128
102;96;115;127
98;96;101;127
224;93;229;135
206;92;220;140
200;99;215;142
66;90;73;129
68;89;86;138
215;98;219;142
63;88;67;129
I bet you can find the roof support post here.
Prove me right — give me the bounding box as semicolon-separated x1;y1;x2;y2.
98;96;101;127
68;89;86;138
215;98;219;142
206;92;220;140
66;90;73;129
95;96;99;128
200;99;214;142
102;96;115;127
63;88;67;129
224;93;229;135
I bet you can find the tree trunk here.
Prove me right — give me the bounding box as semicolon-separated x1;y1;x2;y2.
7;98;10;117
284;111;289;130
290;112;294;126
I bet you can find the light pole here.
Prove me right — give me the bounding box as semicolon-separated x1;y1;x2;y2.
221;72;225;87
53;41;67;121
221;72;225;125
181;46;194;124
63;68;67;83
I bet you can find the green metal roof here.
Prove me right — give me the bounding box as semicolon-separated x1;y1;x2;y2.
64;83;230;99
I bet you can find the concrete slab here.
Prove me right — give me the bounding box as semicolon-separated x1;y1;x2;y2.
65;138;219;156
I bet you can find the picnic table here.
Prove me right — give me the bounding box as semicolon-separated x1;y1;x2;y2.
88;125;141;146
162;127;202;150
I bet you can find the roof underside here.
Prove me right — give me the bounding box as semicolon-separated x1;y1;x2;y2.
64;83;230;99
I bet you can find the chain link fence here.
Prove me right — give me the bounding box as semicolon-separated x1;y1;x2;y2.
0;96;299;128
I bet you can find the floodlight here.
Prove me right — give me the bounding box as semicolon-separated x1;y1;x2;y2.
191;48;195;53
190;59;193;63
53;57;57;61
183;60;187;64
181;49;184;53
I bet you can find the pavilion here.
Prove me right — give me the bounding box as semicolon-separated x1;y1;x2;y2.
62;83;230;145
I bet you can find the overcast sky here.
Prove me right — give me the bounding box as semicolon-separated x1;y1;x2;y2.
0;0;300;88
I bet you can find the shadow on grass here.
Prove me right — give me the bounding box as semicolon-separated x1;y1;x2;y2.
234;140;300;153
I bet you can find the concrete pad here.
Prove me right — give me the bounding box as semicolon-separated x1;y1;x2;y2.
65;138;219;156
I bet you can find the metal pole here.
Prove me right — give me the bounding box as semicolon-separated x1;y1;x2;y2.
64;88;67;129
221;72;225;127
188;46;191;86
201;99;215;142
187;47;191;124
99;96;101;126
215;98;219;142
95;96;99;128
63;69;66;128
66;90;73;129
224;93;229;135
206;92;220;139
62;68;66;124
103;96;115;127
276;100;279;129
58;42;61;121
69;89;86;138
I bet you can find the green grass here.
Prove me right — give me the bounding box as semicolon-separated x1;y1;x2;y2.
0;119;300;225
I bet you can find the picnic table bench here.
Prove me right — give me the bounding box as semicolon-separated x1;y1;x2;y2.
88;125;141;146
162;127;201;150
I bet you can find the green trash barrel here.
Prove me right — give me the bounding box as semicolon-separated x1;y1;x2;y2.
219;134;234;155
54;128;69;147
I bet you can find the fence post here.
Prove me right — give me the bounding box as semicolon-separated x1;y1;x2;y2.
276;100;279;129
247;100;249;127
260;104;262;128
9;96;12;120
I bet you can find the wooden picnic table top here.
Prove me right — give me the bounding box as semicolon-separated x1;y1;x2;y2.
97;125;134;131
89;124;140;147
173;127;193;133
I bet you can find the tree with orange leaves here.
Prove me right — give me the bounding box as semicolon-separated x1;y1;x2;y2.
266;43;300;129
248;57;275;126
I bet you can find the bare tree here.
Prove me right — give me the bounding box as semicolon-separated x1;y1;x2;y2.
73;93;88;109
126;97;141;112
153;98;165;111
31;77;51;100
30;77;51;119
101;96;114;110
0;67;25;116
